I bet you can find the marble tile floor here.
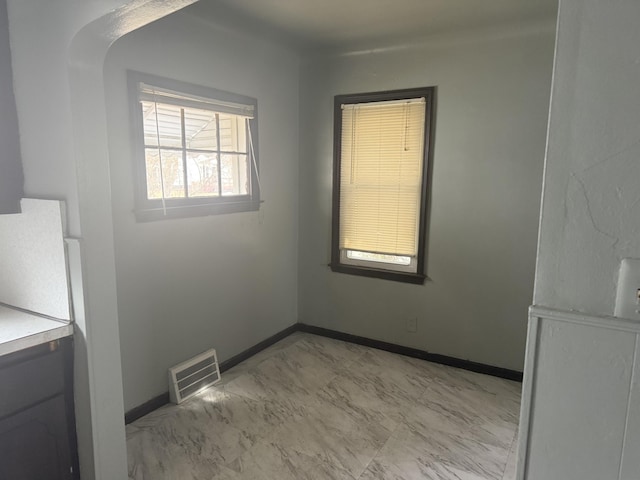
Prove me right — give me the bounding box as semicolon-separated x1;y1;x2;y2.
127;332;521;480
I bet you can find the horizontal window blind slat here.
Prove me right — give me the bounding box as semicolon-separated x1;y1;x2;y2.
342;97;425;110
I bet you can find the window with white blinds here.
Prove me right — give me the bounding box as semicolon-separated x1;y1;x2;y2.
331;88;434;283
128;72;260;222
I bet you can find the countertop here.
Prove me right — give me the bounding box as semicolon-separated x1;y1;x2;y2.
0;304;73;357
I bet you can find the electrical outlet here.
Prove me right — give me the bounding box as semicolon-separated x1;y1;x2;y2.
406;317;417;332
614;258;640;319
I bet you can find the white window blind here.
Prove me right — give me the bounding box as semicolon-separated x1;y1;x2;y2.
339;98;426;258
138;83;255;119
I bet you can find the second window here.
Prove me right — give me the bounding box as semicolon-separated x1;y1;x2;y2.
331;87;434;284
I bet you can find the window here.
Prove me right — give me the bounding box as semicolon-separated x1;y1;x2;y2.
331;87;434;284
128;72;260;221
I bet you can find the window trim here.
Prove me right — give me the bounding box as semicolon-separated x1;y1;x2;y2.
127;71;260;222
330;87;435;284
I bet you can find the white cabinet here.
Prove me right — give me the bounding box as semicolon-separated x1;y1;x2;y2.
518;307;640;479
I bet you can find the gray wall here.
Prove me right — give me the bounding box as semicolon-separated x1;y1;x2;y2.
0;0;23;214
298;23;556;371
533;0;640;316
105;10;300;411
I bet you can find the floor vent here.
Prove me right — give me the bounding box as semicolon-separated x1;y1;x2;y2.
168;349;221;404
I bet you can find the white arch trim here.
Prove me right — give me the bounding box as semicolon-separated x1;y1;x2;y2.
67;1;198;478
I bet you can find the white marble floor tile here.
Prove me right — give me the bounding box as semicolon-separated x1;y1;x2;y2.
355;348;436;393
406;382;519;452
312;371;401;432
295;334;369;369
126;388;300;478
421;367;520;421
222;341;345;405
334;349;434;412
127;333;521;480
225;439;352;480
308;351;433;435
269;396;394;478
215;332;307;387
359;423;510;480
127;426;242;480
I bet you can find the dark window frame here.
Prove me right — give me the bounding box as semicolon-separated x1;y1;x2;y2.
127;71;260;222
330;87;435;284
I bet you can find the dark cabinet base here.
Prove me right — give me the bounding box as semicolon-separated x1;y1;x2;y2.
0;338;78;480
0;395;72;480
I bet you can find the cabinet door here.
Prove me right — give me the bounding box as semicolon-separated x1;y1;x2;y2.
0;395;72;480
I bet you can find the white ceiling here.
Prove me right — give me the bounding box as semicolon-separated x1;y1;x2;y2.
188;0;557;50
